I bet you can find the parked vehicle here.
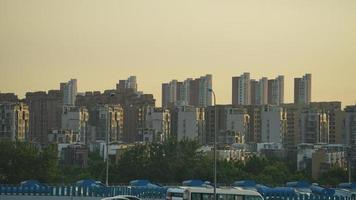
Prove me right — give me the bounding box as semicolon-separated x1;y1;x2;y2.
167;186;263;200
101;195;142;200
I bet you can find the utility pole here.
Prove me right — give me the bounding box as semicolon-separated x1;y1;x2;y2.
348;147;352;183
208;88;217;200
105;105;110;186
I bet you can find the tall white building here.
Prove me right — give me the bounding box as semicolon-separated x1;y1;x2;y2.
176;106;201;141
88;104;124;143
268;75;284;105
225;107;249;144
182;78;192;106
300;108;329;144
144;107;170;142
116;76;138;93
169;80;178;105
61;106;89;144
162;74;212;108
205;105;249;145
344;105;356;161
198;74;213;107
294;74;312;105
126;76;137;92
61;79;77;106
0;102;29;141
232;72;251;106
260;105;286;143
255;77;268;105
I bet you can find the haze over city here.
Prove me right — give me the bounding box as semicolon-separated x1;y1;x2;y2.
1;0;356;105
2;0;356;197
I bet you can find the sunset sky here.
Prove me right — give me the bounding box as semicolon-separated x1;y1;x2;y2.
1;0;356;106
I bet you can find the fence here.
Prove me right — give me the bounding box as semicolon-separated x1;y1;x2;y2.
263;194;355;200
0;185;167;199
0;185;354;200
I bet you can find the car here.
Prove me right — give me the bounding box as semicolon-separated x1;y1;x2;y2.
101;195;142;200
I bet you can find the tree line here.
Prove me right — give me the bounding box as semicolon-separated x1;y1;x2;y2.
0;140;353;186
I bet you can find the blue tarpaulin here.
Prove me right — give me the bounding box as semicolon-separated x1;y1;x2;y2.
311;185;335;196
233;180;256;188
286;181;311;188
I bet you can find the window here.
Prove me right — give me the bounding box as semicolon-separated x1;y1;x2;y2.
171;193;184;198
245;196;262;200
192;193;202;200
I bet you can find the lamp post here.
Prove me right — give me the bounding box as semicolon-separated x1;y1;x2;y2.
106;93;115;186
105;105;110;186
347;146;352;183
208;88;217;200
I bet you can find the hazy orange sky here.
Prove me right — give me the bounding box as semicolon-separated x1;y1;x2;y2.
1;0;356;106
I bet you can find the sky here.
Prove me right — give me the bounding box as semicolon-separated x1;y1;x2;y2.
1;0;356;107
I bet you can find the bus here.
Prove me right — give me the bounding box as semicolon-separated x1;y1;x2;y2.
167;187;263;200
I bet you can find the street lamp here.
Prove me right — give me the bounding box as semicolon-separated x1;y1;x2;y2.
106;93;116;186
208;88;217;200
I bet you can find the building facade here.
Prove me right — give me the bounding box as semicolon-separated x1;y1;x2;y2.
205;105;249;145
116;76;138;93
88;104;124;143
25;90;63;144
61;106;89;144
268;75;284;105
144;106;170;143
162;74;212;108
232;73;251;106
61;79;77;106
294;74;312;105
300;108;329;144
0;102;29;141
260;105;287;144
344;105;356;162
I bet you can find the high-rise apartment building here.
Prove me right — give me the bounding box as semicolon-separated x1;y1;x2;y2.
88;104;124;143
268;75;284;105
243;105;262;143
25;90;63;144
283;102;341;149
255;77;268;105
162;74;212;108
162;83;170;108
76;89;155;143
61;79;77;106
61;106;89;144
344;105;356;162
260;105;287;143
294;74;312;105
0;102;29;141
0;93;19;103
283;104;303;149
309;102;342;144
198;75;212;107
144;106;170;143
232;73;251;106
205;105;249;145
300;108;329;144
250;80;257;105
116;76;138;93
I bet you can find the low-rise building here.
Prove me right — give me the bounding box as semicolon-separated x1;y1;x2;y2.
61;144;89;168
297;143;347;178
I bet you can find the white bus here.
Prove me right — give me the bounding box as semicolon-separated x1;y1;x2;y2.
167;187;263;200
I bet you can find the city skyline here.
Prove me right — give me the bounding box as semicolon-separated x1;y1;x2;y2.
0;72;355;107
1;0;356;106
